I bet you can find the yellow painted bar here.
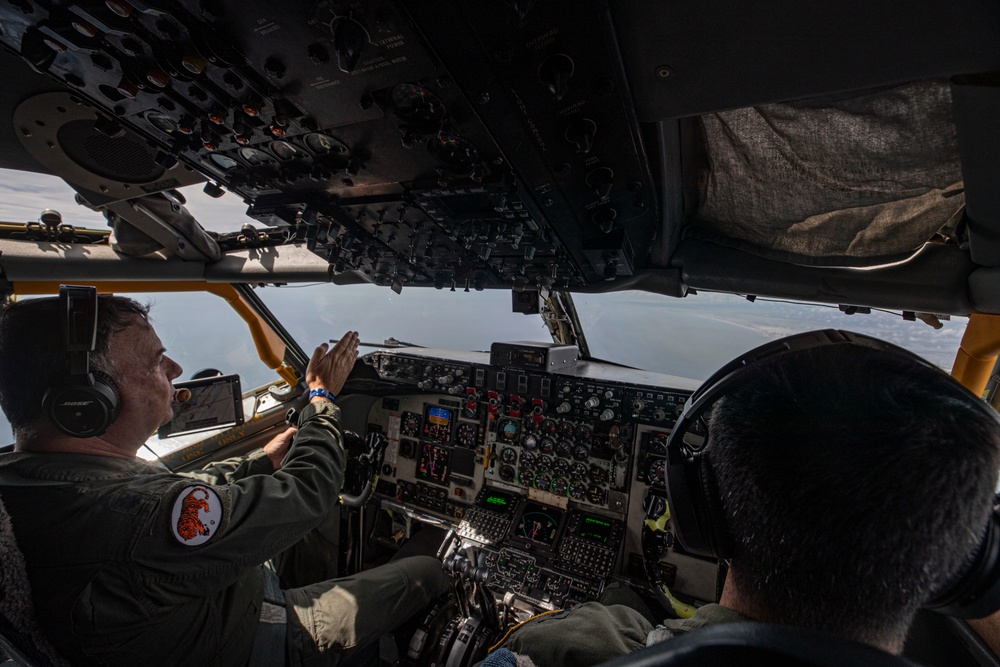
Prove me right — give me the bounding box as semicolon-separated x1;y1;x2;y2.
952;313;1000;397
9;281;299;386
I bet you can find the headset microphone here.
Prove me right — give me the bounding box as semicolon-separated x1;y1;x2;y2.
41;285;120;438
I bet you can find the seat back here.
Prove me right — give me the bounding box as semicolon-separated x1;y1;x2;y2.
0;493;68;667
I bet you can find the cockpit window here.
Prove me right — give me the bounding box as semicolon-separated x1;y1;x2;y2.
255;283;554;354
573;291;965;381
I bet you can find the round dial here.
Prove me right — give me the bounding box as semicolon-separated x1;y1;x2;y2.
533;473;552;492
518;468;535;487
238;147;277;166
571;462;588;480
209;153;240;171
401;412;421;436
500;447;518;464
555;440;573;458
390;84;446;125
521;433;538;450
553;458;571;477
551;478;569;496
499;464;516;482
572;444;590;461
498;417;521;443
456;422;480;448
589;465;608;485
538;437;555;454
646;458;666;488
575;423;593;442
427;135;478;168
569;481;588;500
269;140;306;161
519;450;537;468
559;421;576;438
304;132;350;156
536;454;553;472
540;419;558;435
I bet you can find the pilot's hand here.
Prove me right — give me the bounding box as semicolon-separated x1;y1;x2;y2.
306;330;359;402
264;426;297;470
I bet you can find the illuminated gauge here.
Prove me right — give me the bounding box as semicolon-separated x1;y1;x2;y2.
498;417;521;443
572;444;590;461
569;481;588;500
304;132;350;156
400;412;421;437
588;465;608;485
540;419;558;434
208;153;240;171
499;464;516;482
553;458;570;477
575;424;593;442
518;468;535;487
646;458;666;488
571;462;588;480
648;433;669;455
538;438;555;454
427;135;478;168
551;478;569;496
238;147;277;166
587;486;608;505
521;433;538;450
269;140;306;161
555;440;573;458
519;450;537;468
536;455;553;472
456;422;480;448
146;111;178;135
390;83;446;125
533;473;552;492
500;447;518;464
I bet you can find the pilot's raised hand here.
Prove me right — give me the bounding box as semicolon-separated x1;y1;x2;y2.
306;330;359;403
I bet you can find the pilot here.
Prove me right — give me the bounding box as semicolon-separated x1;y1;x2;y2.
0;295;450;665
486;337;1000;665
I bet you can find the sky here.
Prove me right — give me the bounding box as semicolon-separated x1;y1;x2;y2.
0;168;970;445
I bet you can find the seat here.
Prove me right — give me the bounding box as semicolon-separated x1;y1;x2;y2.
0;493;68;667
598;622;924;667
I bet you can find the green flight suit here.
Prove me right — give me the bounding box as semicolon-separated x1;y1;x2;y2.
0;401;449;666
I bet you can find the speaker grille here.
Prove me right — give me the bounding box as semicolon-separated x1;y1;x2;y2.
57;119;165;183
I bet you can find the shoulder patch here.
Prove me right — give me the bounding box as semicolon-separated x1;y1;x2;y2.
170;485;223;546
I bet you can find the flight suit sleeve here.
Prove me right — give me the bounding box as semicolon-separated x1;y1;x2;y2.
180;448;274;485
128;401;346;604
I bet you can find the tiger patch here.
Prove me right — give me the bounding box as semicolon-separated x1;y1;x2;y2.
170;486;222;546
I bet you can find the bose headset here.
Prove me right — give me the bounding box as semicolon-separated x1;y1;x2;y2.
41;285;121;438
664;329;1000;619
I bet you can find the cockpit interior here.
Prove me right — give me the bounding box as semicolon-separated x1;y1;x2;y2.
0;0;999;665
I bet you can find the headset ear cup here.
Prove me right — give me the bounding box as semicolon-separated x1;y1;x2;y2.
927;508;1000;618
700;454;733;559
45;371;120;438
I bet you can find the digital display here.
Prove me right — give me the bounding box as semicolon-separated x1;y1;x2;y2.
417;443;451;485
511;349;544;368
483;489;515;511
578;516;613;544
158;374;243;439
514;502;564;547
422;405;454;442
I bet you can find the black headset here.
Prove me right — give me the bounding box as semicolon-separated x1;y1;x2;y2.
664;329;1000;619
41;285;121;438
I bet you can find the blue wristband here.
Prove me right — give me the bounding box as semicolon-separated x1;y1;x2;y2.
309;388;336;402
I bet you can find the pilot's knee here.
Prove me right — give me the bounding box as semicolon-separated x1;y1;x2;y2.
397;555;450;598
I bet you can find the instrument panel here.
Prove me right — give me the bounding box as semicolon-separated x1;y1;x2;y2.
364;342;719;613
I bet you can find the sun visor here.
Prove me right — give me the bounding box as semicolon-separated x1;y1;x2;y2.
687;80;964;267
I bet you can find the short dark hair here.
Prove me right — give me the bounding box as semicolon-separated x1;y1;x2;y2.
708;343;1000;646
0;294;150;435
